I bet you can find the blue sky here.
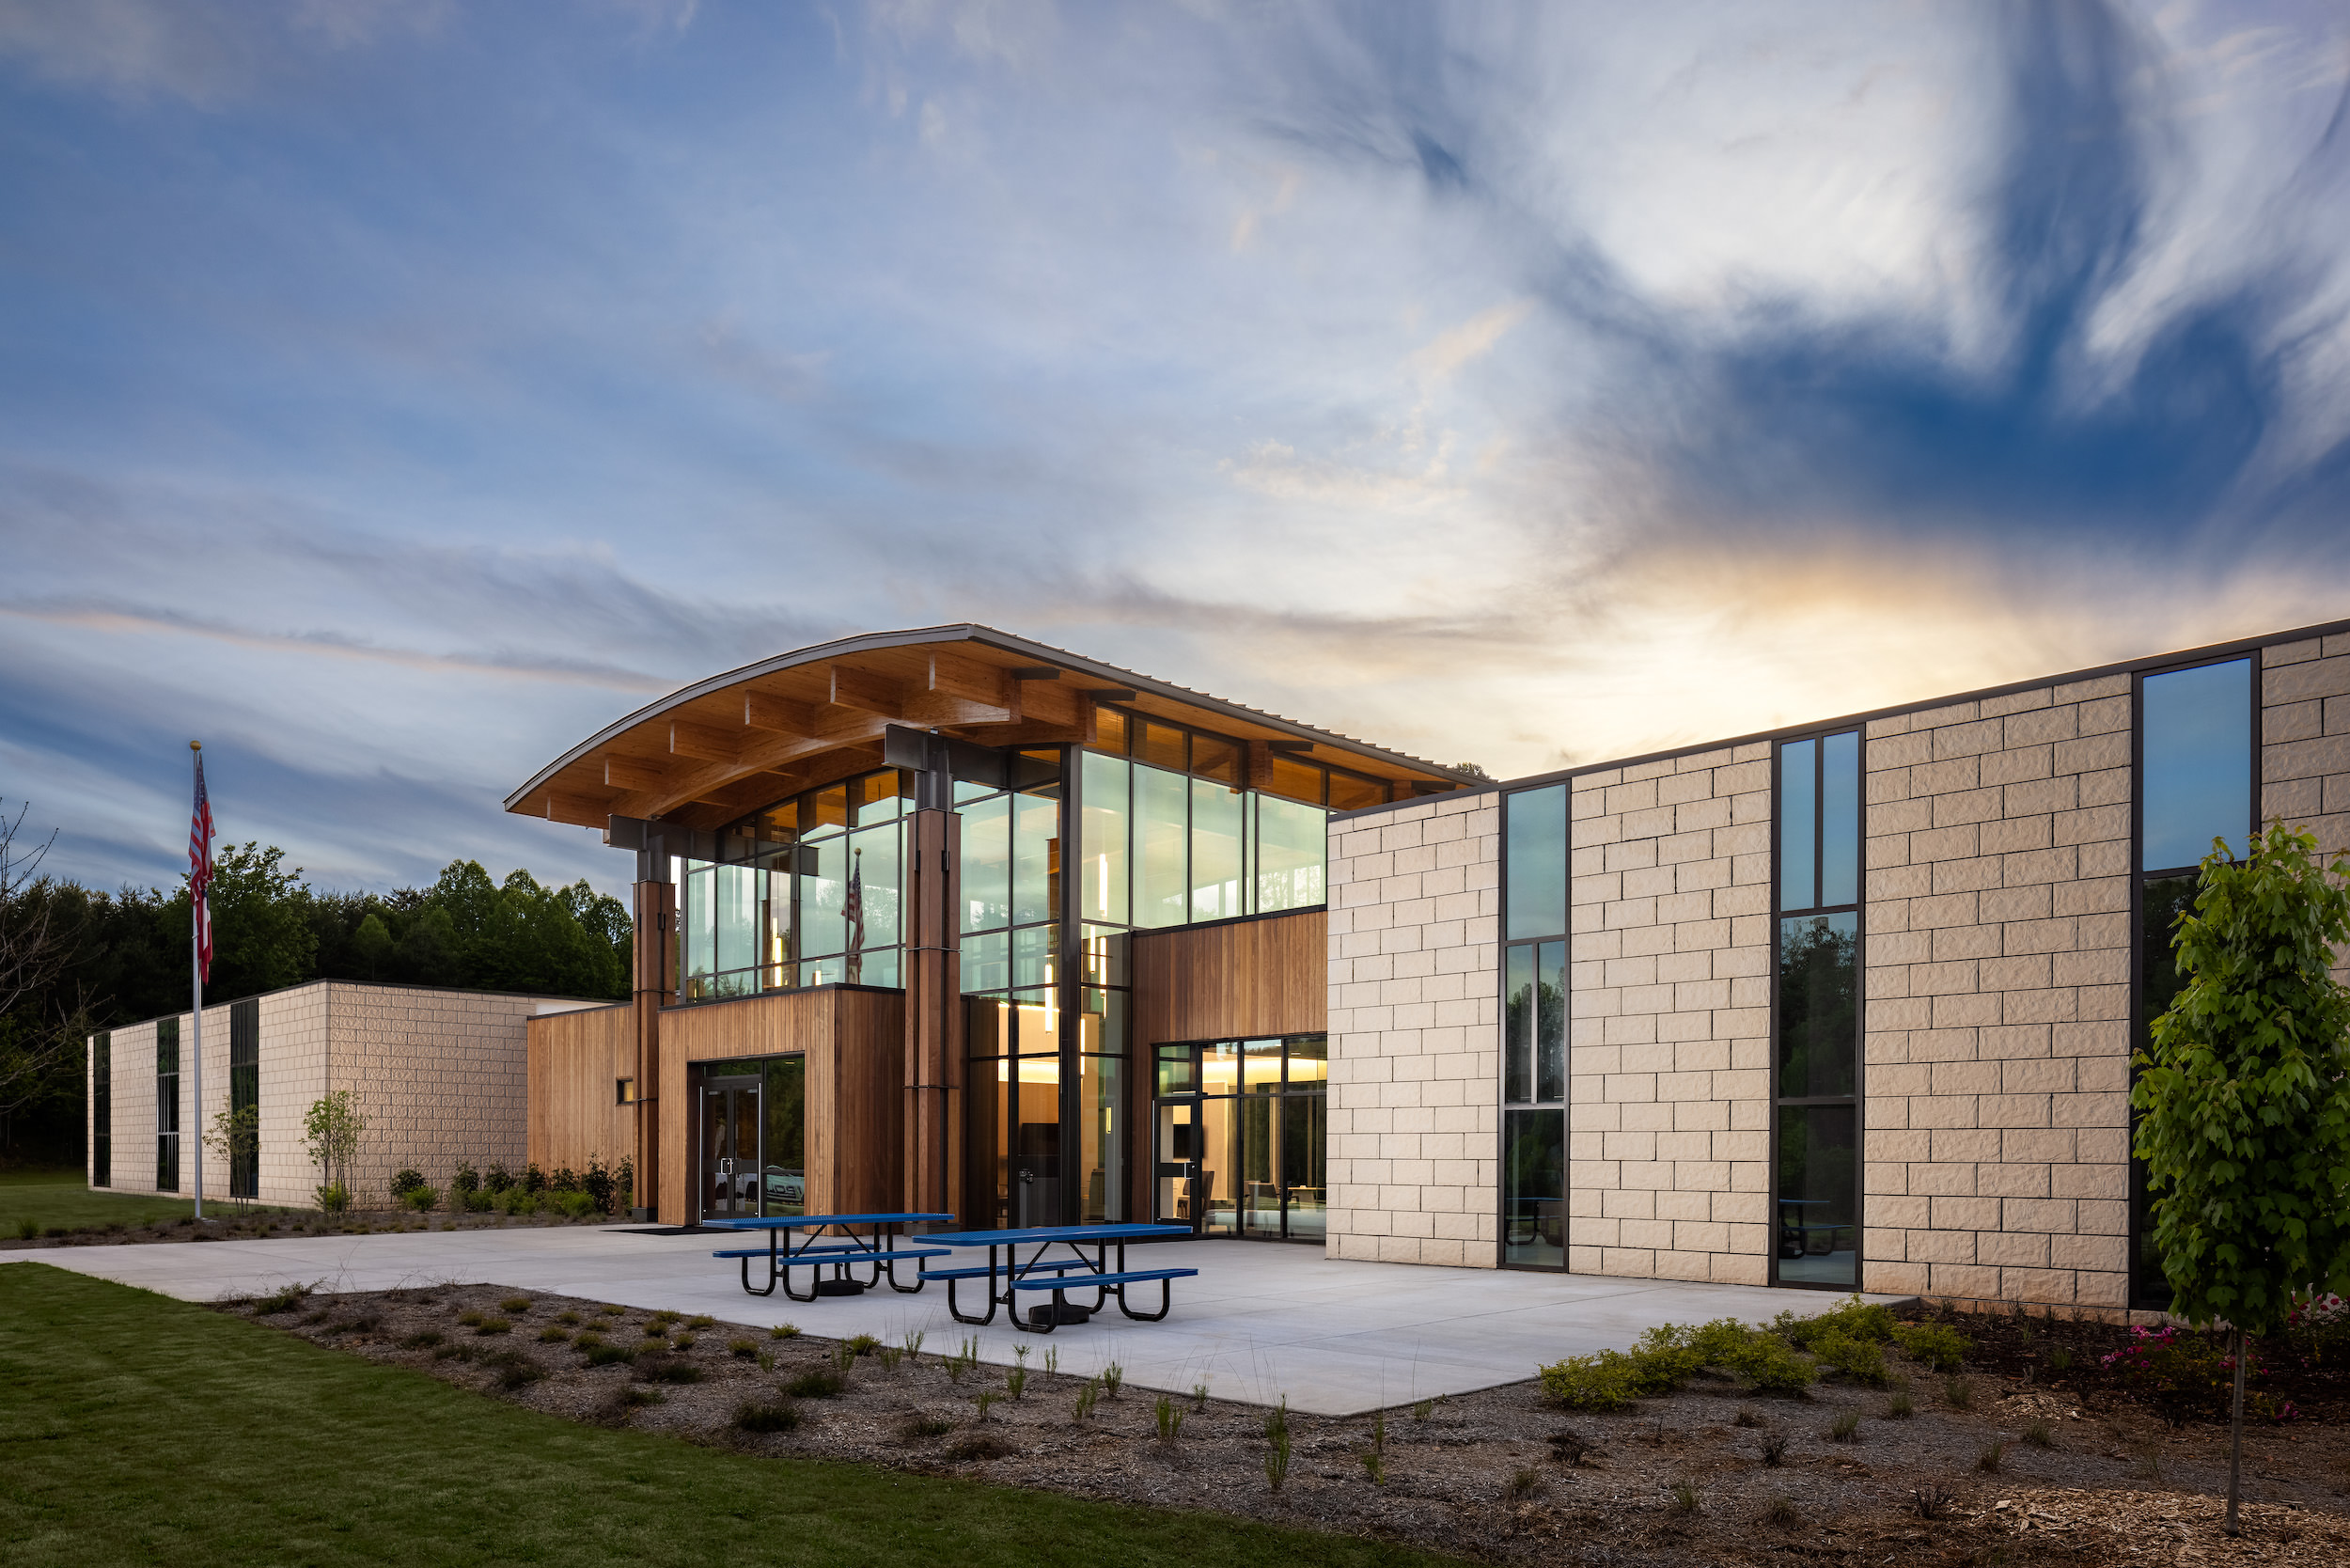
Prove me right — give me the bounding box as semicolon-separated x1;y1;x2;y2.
3;0;2347;898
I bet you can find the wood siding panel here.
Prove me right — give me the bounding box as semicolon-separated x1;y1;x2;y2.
653;987;902;1224
1132;909;1327;1045
525;1003;635;1178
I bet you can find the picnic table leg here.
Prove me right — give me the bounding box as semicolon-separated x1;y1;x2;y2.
779;1236;819;1304
944;1245;998;1325
739;1252;779;1297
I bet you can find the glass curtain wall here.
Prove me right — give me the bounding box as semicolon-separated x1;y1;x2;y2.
1500;784;1568;1269
1775;731;1861;1287
2131;657;2254;1309
1152;1035;1326;1240
91;1032;110;1188
229;998;259;1200
155;1018;180;1193
678;768;910;1002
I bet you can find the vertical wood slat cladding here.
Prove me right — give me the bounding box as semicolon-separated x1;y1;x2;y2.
1132;909;1327;1043
526;1004;635;1177
1127;909;1327;1224
653;988;904;1224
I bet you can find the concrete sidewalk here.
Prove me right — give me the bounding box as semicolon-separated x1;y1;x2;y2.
10;1228;1908;1416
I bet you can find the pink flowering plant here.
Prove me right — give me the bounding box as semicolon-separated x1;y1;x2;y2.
2098;1325;2296;1423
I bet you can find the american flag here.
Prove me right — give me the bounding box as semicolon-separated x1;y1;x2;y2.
843;847;864;982
190;748;214;984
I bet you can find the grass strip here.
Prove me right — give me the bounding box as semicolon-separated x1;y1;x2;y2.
0;1262;1457;1568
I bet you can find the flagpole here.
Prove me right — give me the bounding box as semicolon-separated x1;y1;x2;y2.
190;741;204;1222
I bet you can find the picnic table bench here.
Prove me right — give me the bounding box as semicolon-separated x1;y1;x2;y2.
917;1223;1196;1333
709;1212;955;1301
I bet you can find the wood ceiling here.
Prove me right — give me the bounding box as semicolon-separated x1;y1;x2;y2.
506;627;1472;834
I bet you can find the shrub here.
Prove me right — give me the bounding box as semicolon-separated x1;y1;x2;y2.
2023;1419;2055;1449
846;1332;880;1356
463;1188;494;1213
1766;1495;1802;1527
733;1399;802;1434
521;1163;547;1195
458;1309;485;1327
556;1191;597;1219
14;1217;39;1240
401;1185;439;1214
728;1338;760;1359
584;1156;616;1215
400;1330;443;1350
483;1163;514;1194
1503;1466;1540;1501
582;1342;636;1368
2099;1325;2294;1421
1890;1321;1971;1372
1827;1410;1860;1443
254;1282;311;1315
1538;1351;1646;1411
1723;1332;1817;1395
497;1294;532;1313
556;1310;582;1326
1546;1431;1594;1466
1760;1433;1787;1467
1812;1332;1888;1385
1977;1440;2006;1473
473;1317;511;1337
634;1355;703;1385
685;1314;714;1331
944;1431;1014;1462
1884;1390;1914;1419
769;1323;800;1340
389;1168;426;1199
486;1351;544;1390
1668;1479;1704;1513
785;1368;847;1399
1777;1296;1897;1350
316;1184;352;1213
1154;1393;1183;1441
1944;1377;1974;1410
549;1166;581;1194
450;1161;480;1195
538;1325;572;1344
895;1413;955;1442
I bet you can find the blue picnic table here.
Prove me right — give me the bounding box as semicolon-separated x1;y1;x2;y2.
708;1212;956;1301
917;1223;1197;1333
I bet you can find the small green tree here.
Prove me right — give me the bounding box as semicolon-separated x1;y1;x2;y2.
201;1103;258;1204
2133;822;2350;1535
302;1089;367;1212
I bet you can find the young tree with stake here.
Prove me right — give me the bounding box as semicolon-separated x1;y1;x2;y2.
2133;822;2350;1536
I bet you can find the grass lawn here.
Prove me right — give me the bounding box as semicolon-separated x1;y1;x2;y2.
0;1167;213;1234
0;1263;1462;1567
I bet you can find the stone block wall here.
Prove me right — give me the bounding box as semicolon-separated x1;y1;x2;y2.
1324;790;1501;1265
2264;633;2350;987
1858;675;2136;1309
1565;743;1775;1283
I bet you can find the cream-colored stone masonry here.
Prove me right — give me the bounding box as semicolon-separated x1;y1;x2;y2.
1324;791;1502;1265
1566;744;1775;1284
1859;675;2136;1309
2264;632;2350;889
89;981;572;1207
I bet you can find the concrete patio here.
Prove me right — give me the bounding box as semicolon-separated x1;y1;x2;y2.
13;1228;1909;1416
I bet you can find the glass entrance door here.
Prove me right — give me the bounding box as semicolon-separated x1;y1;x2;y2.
700;1074;760;1222
1153;1037;1324;1241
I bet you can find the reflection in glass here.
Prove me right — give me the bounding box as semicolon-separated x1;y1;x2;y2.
1012;1055;1061;1228
1190;778;1246;920
1505;785;1568;940
1156;1043;1196;1095
964;1055;1007;1227
1078;751;1130;924
1134;762;1189;928
1011;923;1057;988
1503;1108;1564;1267
2133;873;2200;1306
961;793;1010;933
1285;1037;1327;1088
1821;731;1860;906
1137;719;1186;774
1779;737;1817;911
1244;1038;1284;1093
1242;1096;1278;1236
1011;789;1058;925
1201;1040;1242;1096
2142;659;2252;872
1079;1053;1122;1222
848;821;901;953
761;1056;806;1216
1777;1104;1857;1286
1195;1092;1235;1235
1778;914;1858;1099
1255;794;1326;912
1536;939;1565;1103
1155;1099;1196;1223
1504;945;1534;1103
1079;924;1128;986
1281;1092;1326;1242
961;931;1010;993
155;1019;180;1193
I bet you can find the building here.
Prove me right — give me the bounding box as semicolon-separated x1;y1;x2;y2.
88;980;606;1208
513;620;2350;1315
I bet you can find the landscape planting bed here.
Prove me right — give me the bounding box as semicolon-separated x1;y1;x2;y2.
228;1281;2350;1566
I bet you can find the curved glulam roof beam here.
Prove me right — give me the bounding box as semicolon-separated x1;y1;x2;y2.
504;624;1474;832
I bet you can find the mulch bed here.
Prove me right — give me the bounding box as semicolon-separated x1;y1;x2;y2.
218;1283;2350;1567
1;1209;609;1249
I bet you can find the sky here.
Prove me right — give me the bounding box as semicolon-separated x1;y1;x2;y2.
3;0;2348;901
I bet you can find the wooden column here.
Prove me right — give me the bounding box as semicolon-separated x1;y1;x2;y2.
631;879;675;1220
902;808;964;1218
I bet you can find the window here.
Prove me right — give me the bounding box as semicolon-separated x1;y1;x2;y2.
1151;1035;1326;1242
229;998;259;1200
1500;784;1568;1269
2131;656;2255;1308
1775;731;1861;1287
676;767;909;1002
156;1018;180;1193
90;1033;111;1188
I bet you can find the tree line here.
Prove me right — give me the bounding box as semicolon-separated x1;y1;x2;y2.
0;801;631;1164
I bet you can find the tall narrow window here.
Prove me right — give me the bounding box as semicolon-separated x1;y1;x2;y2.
2131;657;2255;1308
91;1033;112;1188
1500;783;1568;1269
156;1018;180;1194
229;998;259;1200
1775;731;1861;1287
